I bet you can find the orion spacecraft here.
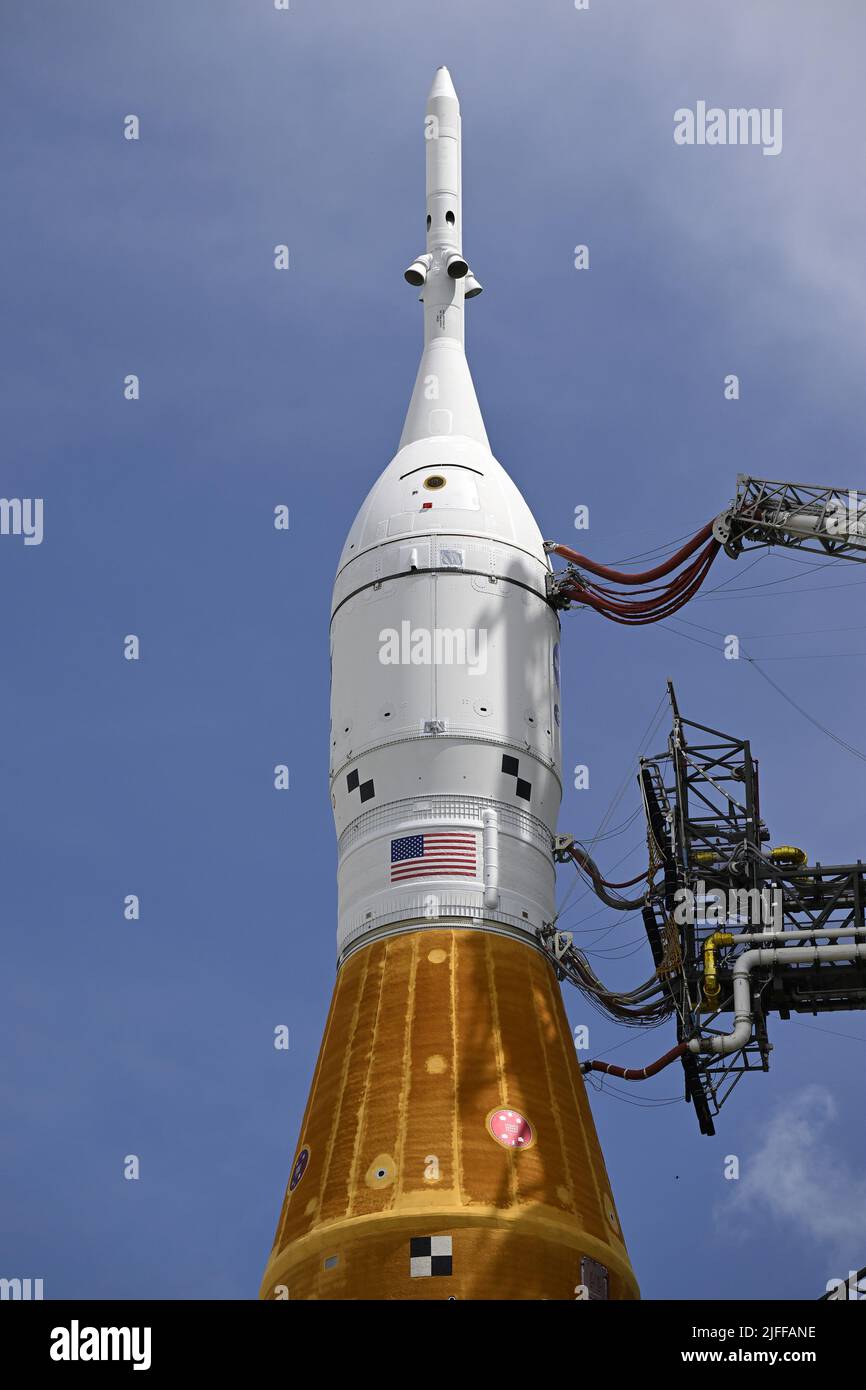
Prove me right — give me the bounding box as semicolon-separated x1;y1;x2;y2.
260;68;639;1301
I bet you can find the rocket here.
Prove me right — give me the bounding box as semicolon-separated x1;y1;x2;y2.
260;68;640;1301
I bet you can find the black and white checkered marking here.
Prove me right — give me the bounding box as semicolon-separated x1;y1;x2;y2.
410;1235;452;1278
501;753;531;802
346;768;375;803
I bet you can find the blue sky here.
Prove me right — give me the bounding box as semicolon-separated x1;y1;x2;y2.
3;1;865;1299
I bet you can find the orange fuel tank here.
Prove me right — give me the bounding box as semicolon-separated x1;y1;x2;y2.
260;927;639;1300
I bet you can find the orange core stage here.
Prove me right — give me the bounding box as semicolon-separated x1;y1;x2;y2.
260;927;640;1300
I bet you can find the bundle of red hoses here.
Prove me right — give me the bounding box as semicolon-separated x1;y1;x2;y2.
549;522;719;625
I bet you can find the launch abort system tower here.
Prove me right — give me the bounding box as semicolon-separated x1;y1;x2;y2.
260;68;639;1302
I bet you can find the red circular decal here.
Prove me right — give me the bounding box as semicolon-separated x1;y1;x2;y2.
289;1146;310;1191
488;1108;535;1149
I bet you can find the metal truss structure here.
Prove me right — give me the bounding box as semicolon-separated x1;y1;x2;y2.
638;684;866;1134
716;474;866;563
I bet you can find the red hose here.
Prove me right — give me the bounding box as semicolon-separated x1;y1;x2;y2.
567;844;656;890
582;1042;688;1081
548;520;722;625
599;868;657;889
575;542;718;615
551;522;714;586
578;539;716;603
563;542;720;625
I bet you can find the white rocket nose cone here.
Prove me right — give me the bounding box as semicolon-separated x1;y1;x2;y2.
428;65;458;102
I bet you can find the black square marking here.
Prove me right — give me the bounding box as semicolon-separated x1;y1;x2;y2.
501;753;532;803
409;1235;453;1278
346;768;375;804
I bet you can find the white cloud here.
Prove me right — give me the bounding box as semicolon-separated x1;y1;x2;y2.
720;1085;866;1278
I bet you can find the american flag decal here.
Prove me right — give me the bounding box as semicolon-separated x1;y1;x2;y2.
390;832;477;883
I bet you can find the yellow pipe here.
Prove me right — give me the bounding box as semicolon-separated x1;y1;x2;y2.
702;931;734;1007
769;845;807;867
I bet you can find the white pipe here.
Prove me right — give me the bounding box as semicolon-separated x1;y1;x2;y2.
482;808;499;910
729;927;866;944
689;943;866;1056
782;506;866;548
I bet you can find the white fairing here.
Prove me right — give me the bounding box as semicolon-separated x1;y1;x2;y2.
329;70;562;959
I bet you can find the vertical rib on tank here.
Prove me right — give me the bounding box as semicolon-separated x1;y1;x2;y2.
330;68;561;963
